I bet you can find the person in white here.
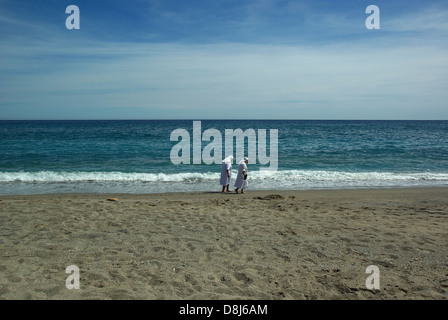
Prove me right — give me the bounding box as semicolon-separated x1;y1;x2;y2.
220;155;233;193
234;157;248;194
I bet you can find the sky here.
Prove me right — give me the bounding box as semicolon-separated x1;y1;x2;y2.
0;0;447;120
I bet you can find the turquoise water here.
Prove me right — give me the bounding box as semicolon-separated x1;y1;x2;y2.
1;120;447;194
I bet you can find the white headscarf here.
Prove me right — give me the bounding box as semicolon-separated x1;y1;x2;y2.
238;157;248;165
222;155;234;163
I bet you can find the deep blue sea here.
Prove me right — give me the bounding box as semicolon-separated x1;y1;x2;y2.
1;120;447;195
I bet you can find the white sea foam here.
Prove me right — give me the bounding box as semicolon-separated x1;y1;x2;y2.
0;171;217;183
1;170;448;191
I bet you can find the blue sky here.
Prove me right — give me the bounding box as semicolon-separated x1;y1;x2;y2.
1;0;447;120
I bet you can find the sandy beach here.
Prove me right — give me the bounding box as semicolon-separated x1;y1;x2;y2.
0;187;447;300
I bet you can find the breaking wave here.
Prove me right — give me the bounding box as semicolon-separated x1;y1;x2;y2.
1;170;447;195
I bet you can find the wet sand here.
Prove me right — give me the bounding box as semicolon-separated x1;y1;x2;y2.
0;188;447;300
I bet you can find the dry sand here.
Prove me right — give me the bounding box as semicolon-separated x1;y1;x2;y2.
0;188;447;300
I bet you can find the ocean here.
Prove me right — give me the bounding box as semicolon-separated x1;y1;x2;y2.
1;120;447;195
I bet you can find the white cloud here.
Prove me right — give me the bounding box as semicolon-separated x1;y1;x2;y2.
1;3;448;119
385;6;448;33
1;37;447;120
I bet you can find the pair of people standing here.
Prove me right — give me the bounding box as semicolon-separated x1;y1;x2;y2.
220;156;249;194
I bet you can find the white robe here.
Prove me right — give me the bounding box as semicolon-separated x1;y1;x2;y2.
220;161;232;186
234;162;248;189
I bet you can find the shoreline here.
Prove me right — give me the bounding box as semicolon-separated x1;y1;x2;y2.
1;187;447;299
1;184;448;198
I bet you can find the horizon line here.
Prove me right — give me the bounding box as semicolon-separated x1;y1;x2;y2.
1;119;447;122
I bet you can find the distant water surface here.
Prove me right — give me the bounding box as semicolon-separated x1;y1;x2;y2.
1;120;447;194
